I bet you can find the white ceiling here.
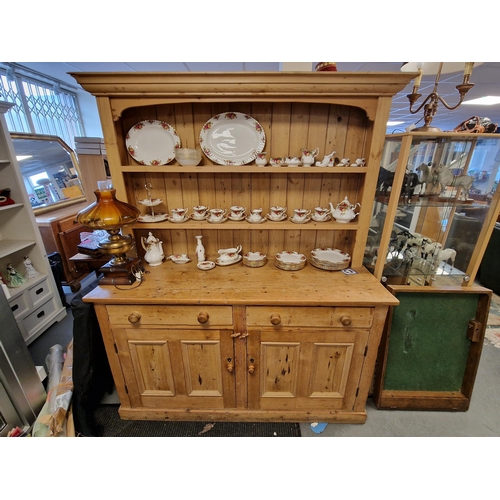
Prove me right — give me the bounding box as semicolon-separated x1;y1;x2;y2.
12;61;500;134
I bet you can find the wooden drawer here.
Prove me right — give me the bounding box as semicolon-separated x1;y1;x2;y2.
9;294;29;320
27;277;52;308
106;305;234;327
22;298;57;333
246;306;374;328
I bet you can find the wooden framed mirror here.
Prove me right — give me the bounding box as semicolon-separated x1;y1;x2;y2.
10;132;86;214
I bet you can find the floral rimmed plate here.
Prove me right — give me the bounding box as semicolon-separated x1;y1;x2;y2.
126;120;181;165
310;248;351;271
199;112;265;165
274;251;306;271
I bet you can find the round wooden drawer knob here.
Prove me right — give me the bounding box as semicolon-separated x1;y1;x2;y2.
340;315;352;326
270;313;281;325
128;311;141;324
198;311;209;324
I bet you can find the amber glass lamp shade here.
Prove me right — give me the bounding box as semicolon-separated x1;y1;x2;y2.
76;187;140;267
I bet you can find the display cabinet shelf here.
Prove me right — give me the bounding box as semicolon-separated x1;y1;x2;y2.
0;101;66;345
365;132;500;287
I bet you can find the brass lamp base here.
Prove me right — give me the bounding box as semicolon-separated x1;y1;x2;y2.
412;125;443;133
98;257;142;285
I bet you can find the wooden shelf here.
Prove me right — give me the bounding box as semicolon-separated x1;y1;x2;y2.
121;165;368;174
132;219;360;231
0;239;36;259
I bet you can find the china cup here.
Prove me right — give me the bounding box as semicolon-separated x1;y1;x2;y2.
313;206;330;220
171;207;188;221
292;208;311;222
192;205;209;220
209;208;226;222
230;205;246;219
269;205;287;220
249;208;263;222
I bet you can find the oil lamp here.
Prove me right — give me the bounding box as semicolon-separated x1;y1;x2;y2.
76;180;141;285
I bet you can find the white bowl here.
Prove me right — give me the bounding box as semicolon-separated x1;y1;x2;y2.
177;158;202;166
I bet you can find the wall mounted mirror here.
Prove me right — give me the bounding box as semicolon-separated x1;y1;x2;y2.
10;132;86;214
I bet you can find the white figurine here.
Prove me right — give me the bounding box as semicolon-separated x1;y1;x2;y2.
23;256;41;279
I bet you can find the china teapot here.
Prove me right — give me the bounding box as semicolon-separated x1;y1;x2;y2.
300;147;319;166
141;231;165;266
329;197;360;223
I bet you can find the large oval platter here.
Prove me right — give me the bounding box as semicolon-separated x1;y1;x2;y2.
199;112;265;165
126;120;181;166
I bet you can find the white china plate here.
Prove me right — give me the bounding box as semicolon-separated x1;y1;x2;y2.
215;255;243;266
199;112;265;165
266;213;287;222
126;120;181;166
138;213;169;223
197;261;216;271
275;251;306;264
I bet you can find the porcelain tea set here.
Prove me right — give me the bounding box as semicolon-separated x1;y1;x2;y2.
140;196;360;227
254;148;365;168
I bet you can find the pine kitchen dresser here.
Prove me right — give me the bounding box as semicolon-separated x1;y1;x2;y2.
72;71;414;423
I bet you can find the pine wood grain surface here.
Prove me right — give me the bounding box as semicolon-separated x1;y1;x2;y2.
83;262;399;307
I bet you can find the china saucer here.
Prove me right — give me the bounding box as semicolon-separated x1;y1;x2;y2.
190;213;207;221
311;214;332;222
228;215;246;221
206;217;228;224
289;216;311;224
245;216;266;224
266;213;287;222
197;261;215;271
167;215;189;223
215;255;243;266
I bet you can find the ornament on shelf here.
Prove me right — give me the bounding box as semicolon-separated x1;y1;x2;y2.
6;263;28;287
23;256;41;279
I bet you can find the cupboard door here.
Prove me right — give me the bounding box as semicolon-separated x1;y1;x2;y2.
114;327;236;409
246;328;369;412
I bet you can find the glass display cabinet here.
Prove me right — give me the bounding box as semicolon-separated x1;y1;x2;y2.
365;132;500;287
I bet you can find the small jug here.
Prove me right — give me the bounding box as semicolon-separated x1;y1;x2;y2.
301;147;319;166
255;152;267;166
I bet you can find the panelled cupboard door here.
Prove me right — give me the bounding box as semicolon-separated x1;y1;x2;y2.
246;328;369;411
113;327;236;409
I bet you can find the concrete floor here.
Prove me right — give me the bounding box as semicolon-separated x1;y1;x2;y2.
28;276;500;437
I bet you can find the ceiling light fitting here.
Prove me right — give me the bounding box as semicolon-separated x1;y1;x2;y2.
402;62;475;132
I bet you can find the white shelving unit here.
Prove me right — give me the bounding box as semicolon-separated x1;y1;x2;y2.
0;101;66;344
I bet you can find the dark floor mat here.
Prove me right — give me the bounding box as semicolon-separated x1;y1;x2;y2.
90;404;301;437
